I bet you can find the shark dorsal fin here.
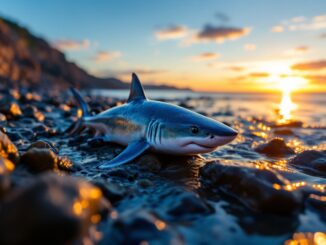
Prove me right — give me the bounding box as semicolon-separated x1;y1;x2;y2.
127;73;147;102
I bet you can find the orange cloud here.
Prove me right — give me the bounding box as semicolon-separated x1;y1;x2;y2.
285;46;309;55
249;72;269;78
190;52;219;62
53;39;90;51
271;25;284;33
228;66;245;71
155;25;188;40
92;51;121;63
304;75;326;84
292;60;326;70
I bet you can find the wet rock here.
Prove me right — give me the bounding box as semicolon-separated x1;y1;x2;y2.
20;128;36;139
167;192;213;219
32;124;50;135
0;157;14;199
136;153;162;172
274;128;294;136
0;131;20;164
306;194;326;218
289;150;326;177
92;180;126;204
255;138;295;157
271;120;303;128
0;173;110;245
27;140;58;153
0;113;6;122
24;105;45;122
0;102;22;119
21;142;78;172
200;162;303;214
137;179;154;188
100;210;183;245
21;148;59;172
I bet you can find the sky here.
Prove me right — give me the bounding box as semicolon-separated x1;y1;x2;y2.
1;0;326;92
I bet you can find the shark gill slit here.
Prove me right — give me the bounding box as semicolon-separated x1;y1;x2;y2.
157;122;162;145
146;120;154;144
155;122;161;145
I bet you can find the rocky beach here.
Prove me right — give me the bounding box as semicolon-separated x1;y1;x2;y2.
0;86;325;244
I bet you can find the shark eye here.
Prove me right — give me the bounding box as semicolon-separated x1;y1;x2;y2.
191;126;199;134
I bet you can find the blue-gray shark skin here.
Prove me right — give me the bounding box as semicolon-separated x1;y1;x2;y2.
70;73;238;169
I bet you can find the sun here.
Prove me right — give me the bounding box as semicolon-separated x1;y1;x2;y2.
257;62;308;122
276;76;307;93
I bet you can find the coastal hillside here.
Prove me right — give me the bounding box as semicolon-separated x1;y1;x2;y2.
0;17;179;90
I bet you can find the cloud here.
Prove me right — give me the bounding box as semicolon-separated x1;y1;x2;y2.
285;46;309;55
244;43;256;51
194;25;251;43
271;25;284;33
291;16;306;23
155;25;188;40
228;66;245;71
304;75;326;85
272;14;326;32
320;33;326;38
248;72;269;78
92;51;121;63
291;60;326;71
190;52;219;62
53;39;90;51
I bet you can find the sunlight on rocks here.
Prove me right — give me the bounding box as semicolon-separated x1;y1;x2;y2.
285;232;326;245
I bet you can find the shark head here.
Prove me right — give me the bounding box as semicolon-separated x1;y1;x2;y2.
157;111;238;154
128;73;238;155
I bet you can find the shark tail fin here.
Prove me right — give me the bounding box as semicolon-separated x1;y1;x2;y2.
66;87;90;135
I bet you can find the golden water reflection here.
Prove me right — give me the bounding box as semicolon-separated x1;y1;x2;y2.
278;90;297;123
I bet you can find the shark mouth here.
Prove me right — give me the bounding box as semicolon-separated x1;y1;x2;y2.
182;135;237;153
182;142;217;154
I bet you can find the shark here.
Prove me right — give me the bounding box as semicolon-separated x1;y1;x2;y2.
70;73;238;169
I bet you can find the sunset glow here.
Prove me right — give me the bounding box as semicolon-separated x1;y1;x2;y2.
1;1;325;92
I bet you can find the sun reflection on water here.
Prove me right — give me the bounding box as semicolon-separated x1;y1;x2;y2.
279;90;297;123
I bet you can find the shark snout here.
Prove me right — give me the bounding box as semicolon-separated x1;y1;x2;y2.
207;126;238;147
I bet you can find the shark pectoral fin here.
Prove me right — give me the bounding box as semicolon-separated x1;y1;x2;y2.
98;140;150;169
